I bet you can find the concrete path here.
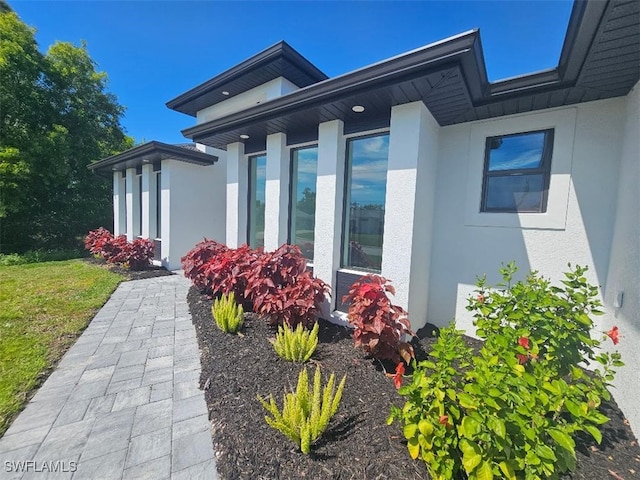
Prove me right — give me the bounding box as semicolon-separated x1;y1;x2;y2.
0;275;218;480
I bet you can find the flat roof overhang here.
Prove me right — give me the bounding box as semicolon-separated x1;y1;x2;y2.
182;31;488;152
166;41;328;117
180;0;638;153
88;141;218;174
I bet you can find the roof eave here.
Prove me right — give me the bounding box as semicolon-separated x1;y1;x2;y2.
165;40;328;116
88;141;218;173
181;30;480;142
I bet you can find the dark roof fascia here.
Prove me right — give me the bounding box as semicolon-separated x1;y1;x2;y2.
182;31;481;141
486;0;608;99
557;0;608;80
165;41;328;116
88;141;217;173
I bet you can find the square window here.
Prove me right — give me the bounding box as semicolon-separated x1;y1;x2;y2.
481;129;554;213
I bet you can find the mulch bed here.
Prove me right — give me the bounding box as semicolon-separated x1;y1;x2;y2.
82;257;174;281
187;287;640;480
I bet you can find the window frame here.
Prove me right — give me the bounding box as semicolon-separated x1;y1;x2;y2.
340;131;390;273
247;153;267;248
480;128;555;214
287;144;318;262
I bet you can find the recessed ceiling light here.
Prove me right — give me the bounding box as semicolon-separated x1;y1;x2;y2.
352;105;365;113
142;159;150;163
112;167;117;171
222;91;230;96
240;134;250;139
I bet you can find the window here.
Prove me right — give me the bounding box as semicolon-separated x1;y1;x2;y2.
155;171;161;238
481;129;554;213
248;154;266;248
289;146;318;261
342;133;389;271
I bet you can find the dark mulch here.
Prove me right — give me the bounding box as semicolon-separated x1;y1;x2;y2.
82;257;174;280
187;288;640;480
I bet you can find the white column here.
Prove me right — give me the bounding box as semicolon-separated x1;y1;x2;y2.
226;142;248;248
141;163;156;239
113;171;126;236
313;120;346;307
264;133;289;251
381;101;440;331
160;160;171;266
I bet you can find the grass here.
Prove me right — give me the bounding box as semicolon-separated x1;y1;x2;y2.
0;259;124;436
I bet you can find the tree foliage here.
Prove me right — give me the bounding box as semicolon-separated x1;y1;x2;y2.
0;4;132;252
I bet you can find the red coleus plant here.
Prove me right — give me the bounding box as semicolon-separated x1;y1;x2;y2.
243;244;330;327
343;275;414;364
84;227;114;256
204;244;259;307
181;239;229;294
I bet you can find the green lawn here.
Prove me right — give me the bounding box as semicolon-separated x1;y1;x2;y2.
0;259;123;436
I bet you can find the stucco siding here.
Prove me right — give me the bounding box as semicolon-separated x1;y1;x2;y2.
161;156;226;270
428;98;625;333
603;81;640;436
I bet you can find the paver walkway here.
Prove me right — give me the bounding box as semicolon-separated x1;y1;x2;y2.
0;275;218;480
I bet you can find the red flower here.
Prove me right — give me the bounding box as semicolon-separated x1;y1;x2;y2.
439;415;449;426
477;294;484;303
393;362;405;389
606;326;620;345
517;353;529;365
518;337;530;350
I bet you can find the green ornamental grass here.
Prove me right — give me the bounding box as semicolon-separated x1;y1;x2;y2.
212;292;244;334
272;322;319;362
258;365;346;454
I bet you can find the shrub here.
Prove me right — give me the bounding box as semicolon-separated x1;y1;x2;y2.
205;244;259;307
181;239;228;294
245;244;330;327
258;365;346;454
212;292;244;334
388;263;623;480
84;227;114;256
272;322;319;362
342;274;414;364
85;228;153;270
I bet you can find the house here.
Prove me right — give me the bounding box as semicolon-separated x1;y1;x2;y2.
90;0;640;435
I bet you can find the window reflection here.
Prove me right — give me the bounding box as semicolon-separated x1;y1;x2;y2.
343;134;389;271
249;155;266;248
290;147;318;261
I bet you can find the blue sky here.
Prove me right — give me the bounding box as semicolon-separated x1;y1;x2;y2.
11;1;573;146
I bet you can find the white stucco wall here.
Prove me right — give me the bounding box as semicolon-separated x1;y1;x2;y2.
428;98;625;333
603;82;640;436
264;133;289;251
382;101;439;331
225;143;248;248
160;156;226;270
196;77;299;125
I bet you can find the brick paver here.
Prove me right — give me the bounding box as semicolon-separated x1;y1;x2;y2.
0;276;218;480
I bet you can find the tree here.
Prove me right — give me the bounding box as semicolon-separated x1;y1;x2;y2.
0;4;131;252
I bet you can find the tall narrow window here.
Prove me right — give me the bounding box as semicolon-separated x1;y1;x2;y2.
137;171;143;237
155;171;162;238
123;172;127;234
248;154;267;248
289;146;318;261
481;129;554;213
342;133;389;271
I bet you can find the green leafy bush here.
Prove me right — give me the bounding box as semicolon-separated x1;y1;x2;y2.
212;292;244;334
258;365;346;454
272;322;319;362
389;263;623;480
